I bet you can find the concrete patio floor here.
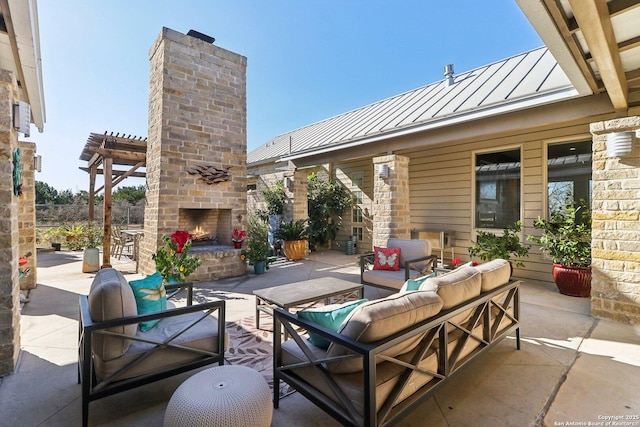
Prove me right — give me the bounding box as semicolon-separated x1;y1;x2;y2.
1;249;639;426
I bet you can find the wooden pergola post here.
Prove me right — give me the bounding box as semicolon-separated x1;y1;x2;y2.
102;157;112;268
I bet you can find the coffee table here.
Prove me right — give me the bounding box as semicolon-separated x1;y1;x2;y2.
253;278;364;339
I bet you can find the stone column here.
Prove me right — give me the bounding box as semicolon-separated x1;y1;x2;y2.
371;155;411;247
18;142;37;290
291;169;308;222
590;116;640;324
0;70;21;376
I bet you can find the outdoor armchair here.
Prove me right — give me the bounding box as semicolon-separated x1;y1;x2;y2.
360;238;437;291
78;268;226;427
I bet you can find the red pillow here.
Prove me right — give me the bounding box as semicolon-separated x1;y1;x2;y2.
373;246;401;271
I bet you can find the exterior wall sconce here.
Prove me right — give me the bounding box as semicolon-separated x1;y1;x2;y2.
377;164;389;179
13;101;31;137
606;131;636;157
284;176;293;191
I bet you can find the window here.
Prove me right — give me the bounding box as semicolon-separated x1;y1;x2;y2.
547;141;592;215
475;149;521;229
352;206;363;223
352;172;363;188
352;227;363;241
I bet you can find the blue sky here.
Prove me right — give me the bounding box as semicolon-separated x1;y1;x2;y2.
29;0;542;192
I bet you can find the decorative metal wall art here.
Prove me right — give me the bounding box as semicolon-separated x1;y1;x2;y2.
187;164;232;184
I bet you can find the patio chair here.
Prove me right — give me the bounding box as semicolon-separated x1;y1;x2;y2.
78;268;226;427
360;238;437;291
111;226;134;259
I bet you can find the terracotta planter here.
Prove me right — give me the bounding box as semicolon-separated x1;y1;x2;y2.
283;240;306;261
552;264;591;297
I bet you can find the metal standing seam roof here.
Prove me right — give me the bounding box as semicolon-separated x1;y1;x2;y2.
247;46;578;165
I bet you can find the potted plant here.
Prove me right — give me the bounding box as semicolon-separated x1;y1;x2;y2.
527;199;591;297
81;222;103;273
44;226;65;251
231;229;246;249
152;230;202;283
64;224;86;250
468;220;530;274
246;214;270;274
274;219;308;261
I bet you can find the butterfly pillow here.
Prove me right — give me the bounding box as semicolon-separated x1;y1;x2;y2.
373;246;401;271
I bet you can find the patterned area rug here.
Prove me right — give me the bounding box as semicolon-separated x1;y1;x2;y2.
225;316;295;399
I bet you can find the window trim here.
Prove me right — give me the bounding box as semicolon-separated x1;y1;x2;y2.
543;135;592;221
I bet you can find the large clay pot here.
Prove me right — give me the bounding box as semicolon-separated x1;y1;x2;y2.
552;264;591;297
82;248;100;273
283;240;306;261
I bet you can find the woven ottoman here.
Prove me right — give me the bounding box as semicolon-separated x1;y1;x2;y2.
164;365;272;427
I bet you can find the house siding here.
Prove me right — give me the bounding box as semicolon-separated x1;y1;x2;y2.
322;115;609;285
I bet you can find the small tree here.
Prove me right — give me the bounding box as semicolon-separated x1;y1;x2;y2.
261;181;286;215
307;173;352;250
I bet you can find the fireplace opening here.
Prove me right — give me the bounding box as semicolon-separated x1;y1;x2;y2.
179;208;232;247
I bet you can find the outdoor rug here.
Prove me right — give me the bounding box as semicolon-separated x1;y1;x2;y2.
225;316;296;399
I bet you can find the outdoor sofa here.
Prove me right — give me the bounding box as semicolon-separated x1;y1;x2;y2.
360;238;438;291
78;268;226;427
274;258;520;427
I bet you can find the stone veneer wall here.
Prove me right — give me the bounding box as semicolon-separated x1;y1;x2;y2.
139;28;247;280
18;142;37;290
0;70;21;376
371;155;411;247
590;116;640;324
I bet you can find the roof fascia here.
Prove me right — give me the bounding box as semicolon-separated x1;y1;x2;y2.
517;0;595;96
5;0;45;131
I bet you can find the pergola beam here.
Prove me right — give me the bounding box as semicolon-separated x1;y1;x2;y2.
569;0;628;112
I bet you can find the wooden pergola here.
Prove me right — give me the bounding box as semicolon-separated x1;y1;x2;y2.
79;131;147;267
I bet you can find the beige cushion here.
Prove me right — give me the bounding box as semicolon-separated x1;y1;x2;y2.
419;266;481;310
474;258;511;292
362;268;422;290
326;291;443;374
88;268;138;361
387;238;431;271
93;302;228;381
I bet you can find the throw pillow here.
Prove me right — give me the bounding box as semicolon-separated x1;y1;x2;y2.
129;271;167;332
373;246;401;271
298;299;369;349
400;272;437;292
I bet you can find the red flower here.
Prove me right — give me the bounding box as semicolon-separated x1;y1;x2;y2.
232;229;246;242
171;230;191;253
451;257;462;267
472;261;479;266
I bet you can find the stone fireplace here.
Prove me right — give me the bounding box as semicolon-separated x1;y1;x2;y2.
179;208;232;246
138;28;248;281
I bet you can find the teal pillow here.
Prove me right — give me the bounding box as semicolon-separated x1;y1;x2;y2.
298;299;368;349
400;272;436;292
129;272;166;332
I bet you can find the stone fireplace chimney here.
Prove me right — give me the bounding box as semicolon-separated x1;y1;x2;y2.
139;27;248;280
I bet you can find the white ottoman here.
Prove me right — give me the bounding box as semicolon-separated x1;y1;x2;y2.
164;365;272;427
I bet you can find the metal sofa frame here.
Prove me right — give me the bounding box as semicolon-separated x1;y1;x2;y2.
274;280;520;427
78;282;226;427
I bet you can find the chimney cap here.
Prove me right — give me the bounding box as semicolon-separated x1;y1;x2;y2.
187;30;215;44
